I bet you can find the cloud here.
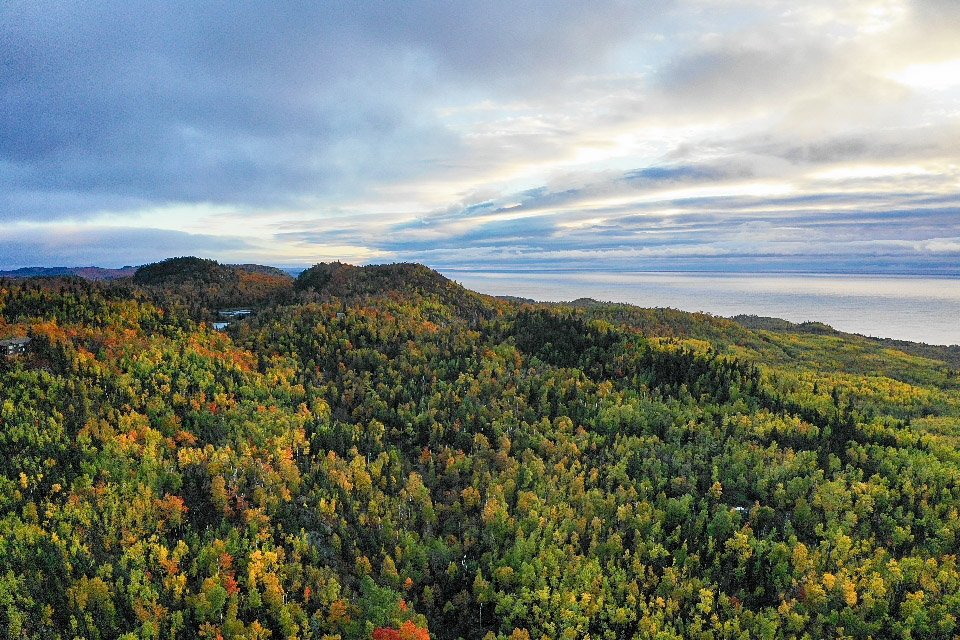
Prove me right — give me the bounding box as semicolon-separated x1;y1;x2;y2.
0;1;664;221
0;226;251;269
1;0;958;276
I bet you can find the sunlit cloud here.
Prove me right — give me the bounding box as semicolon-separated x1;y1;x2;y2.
890;59;960;91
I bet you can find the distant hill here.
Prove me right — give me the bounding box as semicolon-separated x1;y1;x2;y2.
133;257;294;286
513;303;959;388
732;314;960;367
732;314;837;335
0;266;137;280
133;257;295;315
133;256;232;285
296;261;501;319
0;261;293;284
231;263;292;279
551;298;763;348
496;294;537;305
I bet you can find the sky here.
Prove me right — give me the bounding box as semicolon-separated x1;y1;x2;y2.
2;0;959;273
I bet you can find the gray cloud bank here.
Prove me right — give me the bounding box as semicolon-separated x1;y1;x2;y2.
0;227;249;270
1;1;658;218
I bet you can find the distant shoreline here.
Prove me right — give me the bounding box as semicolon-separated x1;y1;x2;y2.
447;269;960;346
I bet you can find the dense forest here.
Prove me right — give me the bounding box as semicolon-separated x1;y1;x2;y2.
1;257;959;639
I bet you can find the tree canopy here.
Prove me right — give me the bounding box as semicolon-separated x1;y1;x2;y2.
1;261;959;639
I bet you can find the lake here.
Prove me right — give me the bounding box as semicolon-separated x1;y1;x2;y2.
442;270;960;346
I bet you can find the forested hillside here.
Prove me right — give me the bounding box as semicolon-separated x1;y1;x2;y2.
1;259;959;639
0;266;139;281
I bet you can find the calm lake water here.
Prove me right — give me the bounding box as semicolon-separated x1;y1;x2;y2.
443;270;960;346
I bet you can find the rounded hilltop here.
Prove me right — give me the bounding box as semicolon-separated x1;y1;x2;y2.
133;256;291;286
297;262;454;296
296;261;501;319
131;256;296;316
